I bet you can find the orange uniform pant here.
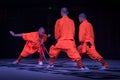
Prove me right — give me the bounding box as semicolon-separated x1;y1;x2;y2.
77;42;102;60
20;45;44;57
49;40;81;62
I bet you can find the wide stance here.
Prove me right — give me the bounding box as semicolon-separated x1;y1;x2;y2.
10;27;50;65
77;13;108;70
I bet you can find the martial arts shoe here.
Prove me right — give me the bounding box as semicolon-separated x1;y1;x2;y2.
46;65;54;69
84;66;90;71
38;62;43;66
99;66;108;70
12;61;19;64
79;67;90;71
79;67;85;71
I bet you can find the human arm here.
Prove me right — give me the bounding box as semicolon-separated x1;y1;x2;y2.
55;20;60;40
9;31;22;37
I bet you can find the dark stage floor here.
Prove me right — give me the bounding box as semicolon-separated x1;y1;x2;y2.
0;58;120;80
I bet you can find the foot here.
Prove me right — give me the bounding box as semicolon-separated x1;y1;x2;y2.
99;66;108;70
38;62;43;66
84;66;90;71
46;65;54;69
79;67;85;71
12;61;19;64
79;66;90;71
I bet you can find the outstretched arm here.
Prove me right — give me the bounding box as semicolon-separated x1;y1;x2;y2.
9;31;22;37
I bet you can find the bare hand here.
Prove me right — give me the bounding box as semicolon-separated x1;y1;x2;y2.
48;34;51;38
9;31;15;36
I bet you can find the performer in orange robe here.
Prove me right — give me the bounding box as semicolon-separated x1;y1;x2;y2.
47;7;87;70
10;27;49;65
77;13;108;70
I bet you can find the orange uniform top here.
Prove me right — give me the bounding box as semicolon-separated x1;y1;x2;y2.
79;20;94;43
55;16;75;41
22;32;47;53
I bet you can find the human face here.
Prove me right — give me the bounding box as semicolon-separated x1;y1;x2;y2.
79;17;83;23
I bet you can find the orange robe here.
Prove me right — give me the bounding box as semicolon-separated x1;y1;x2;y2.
20;32;47;57
49;16;81;62
78;20;102;60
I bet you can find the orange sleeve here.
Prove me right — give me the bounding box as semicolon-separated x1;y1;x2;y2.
22;32;33;41
55;20;60;40
41;34;47;43
79;24;86;42
69;20;75;38
85;24;95;42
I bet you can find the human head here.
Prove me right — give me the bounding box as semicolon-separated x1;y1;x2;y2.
61;7;69;16
78;13;87;23
38;27;45;35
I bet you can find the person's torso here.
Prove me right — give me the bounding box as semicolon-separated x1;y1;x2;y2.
57;16;75;41
25;32;46;48
80;20;94;42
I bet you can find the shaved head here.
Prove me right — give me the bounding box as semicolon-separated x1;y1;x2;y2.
78;13;87;23
38;27;45;35
61;7;69;16
79;13;87;19
39;27;44;31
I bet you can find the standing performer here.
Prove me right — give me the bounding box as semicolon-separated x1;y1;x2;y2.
10;27;50;65
77;13;108;70
47;7;87;70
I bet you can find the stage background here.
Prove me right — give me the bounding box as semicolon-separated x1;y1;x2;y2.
0;0;119;59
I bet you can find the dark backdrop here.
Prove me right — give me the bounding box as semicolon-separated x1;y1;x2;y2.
0;0;120;59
